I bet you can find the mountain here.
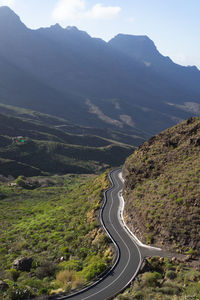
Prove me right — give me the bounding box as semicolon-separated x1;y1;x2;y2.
0;6;200;139
122;117;200;255
109;34;200;95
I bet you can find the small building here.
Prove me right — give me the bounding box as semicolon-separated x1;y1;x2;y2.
12;136;26;144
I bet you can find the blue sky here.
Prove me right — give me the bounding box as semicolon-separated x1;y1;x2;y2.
0;0;200;68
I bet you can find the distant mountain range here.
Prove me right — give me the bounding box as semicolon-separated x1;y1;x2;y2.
0;6;200;141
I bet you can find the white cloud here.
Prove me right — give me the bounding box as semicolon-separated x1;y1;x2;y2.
52;0;86;21
87;3;121;20
52;0;121;21
0;0;15;6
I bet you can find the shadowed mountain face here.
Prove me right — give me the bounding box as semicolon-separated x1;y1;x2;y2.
109;34;200;95
0;6;200;139
0;109;135;177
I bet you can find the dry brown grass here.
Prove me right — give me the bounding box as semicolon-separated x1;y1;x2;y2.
123;117;200;255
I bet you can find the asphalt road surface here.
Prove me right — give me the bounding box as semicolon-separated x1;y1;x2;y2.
53;169;142;300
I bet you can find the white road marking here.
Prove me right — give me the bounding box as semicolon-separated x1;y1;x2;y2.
82;180;133;299
54;170;143;300
118;172;162;251
118;172;125;183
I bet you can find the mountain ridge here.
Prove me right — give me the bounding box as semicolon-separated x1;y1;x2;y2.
0;6;200;140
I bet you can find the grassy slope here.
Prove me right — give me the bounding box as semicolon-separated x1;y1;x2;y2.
0;172;114;299
118;117;200;300
123;117;200;254
0;111;134;177
0;103;146;146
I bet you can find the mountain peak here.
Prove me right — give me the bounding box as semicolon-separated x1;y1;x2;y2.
108;33;165;66
66;26;79;31
49;23;64;31
0;6;26;30
109;33;157;53
114;33;151;41
0;6;19;20
65;26;90;39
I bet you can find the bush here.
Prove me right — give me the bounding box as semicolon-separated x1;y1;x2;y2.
165;270;176;280
15;176;27;188
143;272;162;287
8;286;34;300
159;286;180;295
81;260;107;281
36;262;56;279
60;259;82;272
56;270;75;288
134;291;144;299
9;268;20;282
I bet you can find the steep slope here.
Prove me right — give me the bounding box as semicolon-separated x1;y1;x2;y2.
0;6;200;136
122;117;200;255
0;112;134;177
109;34;200;96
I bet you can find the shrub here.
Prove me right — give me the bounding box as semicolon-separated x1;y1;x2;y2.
143;272;162;287
71;274;84;289
15;176;27;188
185;248;198;256
56;270;75;288
175;197;183;204
36;262;56;279
165;270;176;279
81;260;107;281
60;259;82;272
8;286;34;300
159;286;180;295
134;291;144;299
146;233;153;244
9;268;20;282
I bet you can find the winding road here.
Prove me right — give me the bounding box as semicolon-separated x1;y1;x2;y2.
52;169;144;300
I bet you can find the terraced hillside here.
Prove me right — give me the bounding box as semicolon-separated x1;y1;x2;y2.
0;107;135;177
0;103;146;146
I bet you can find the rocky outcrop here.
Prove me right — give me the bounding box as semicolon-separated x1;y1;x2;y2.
13;257;33;272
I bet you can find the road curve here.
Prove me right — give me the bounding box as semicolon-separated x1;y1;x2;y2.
53;169;142;300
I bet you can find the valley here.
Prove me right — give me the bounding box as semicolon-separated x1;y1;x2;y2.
0;4;199;300
0;104;135;177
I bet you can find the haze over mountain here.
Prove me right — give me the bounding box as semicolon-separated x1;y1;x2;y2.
0;6;200;140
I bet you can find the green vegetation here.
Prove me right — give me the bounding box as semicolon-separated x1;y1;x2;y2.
0;172;114;299
120;117;200;300
123;117;200;254
0;110;134;177
116;257;200;300
0;103;145;146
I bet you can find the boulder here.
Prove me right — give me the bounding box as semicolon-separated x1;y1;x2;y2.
13;257;32;272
